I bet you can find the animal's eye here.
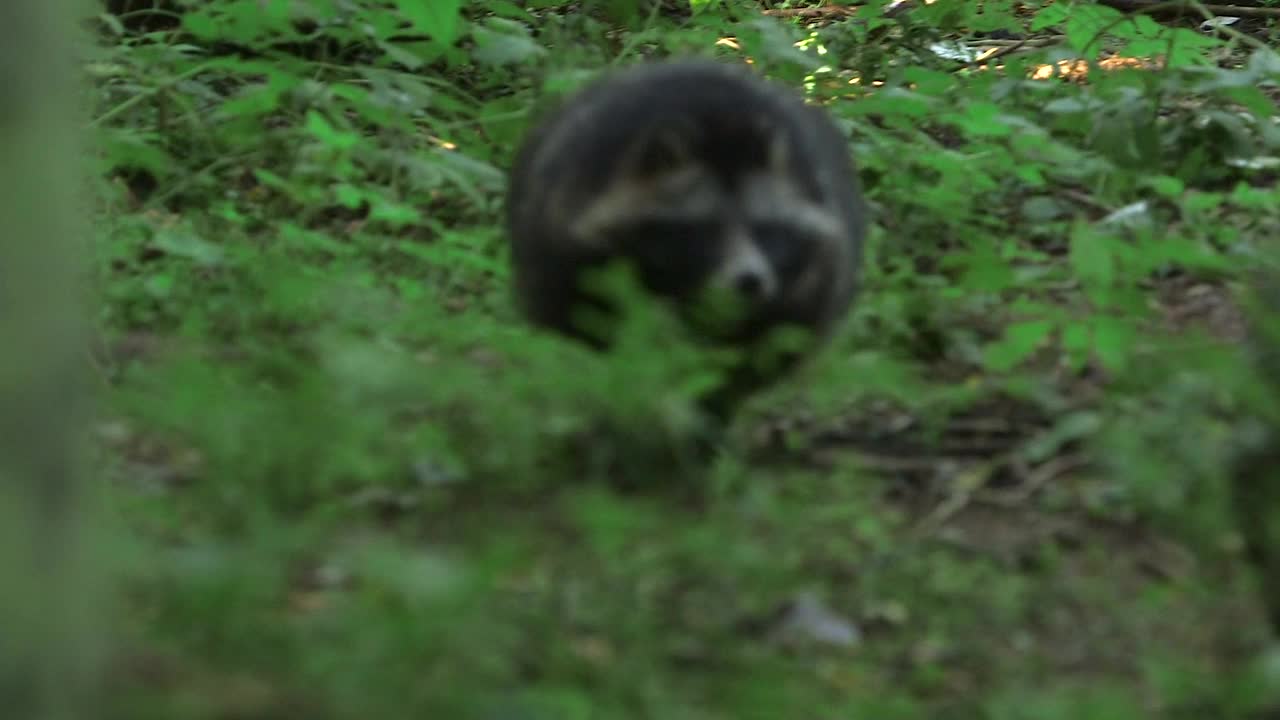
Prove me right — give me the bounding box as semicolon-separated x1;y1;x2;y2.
751;221;817;279
608;218;723;295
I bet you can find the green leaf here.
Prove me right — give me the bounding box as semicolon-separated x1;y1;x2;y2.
1062;321;1092;371
1024;411;1101;462
98;128;174;177
952;102;1013;138
145;272;175;299
304;111;360;151
377;40;428;70
181;12;219;40
396;0;463;47
984;320;1055;372
218;74;290;119
740;18;820;71
472;18;548;67
1070;225;1115;289
1092;316;1135;372
1021;196;1068;222
367;197;422;227
1064;5;1122;54
902;68;956;97
334;184;364;209
1144;175;1184;197
152;229;225;267
959;238;1014;292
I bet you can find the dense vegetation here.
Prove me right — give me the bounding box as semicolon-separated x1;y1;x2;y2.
84;0;1280;717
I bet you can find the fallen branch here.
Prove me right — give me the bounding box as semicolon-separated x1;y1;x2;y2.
762;0;918;20
760;5;858;19
1098;0;1280;18
763;0;1280;22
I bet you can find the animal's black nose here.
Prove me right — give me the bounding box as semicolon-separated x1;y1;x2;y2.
733;269;767;299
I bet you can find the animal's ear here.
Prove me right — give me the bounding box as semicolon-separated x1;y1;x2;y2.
620;122;696;180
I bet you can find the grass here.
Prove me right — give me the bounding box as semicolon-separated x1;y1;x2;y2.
88;1;1280;717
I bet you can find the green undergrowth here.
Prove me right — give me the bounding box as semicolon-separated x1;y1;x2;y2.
90;1;1280;717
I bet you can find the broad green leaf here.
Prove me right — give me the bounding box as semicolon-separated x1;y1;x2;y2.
952;102;1012;138
98;129;173;176
902;68;956;96
1070;225;1115;289
984;320;1055;372
305;111;360;151
368;197;422;227
152;229;225;267
378;41;428;70
1145;175;1185;197
396;0;463;47
959;238;1014;292
218;75;291;119
472;18;548;67
1021;196;1067;222
181;11;219;40
334;183;364;209
1064;5;1122;54
1093;316;1135;372
1062;321;1092;371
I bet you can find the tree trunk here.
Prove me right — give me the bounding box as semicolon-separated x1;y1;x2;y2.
0;2;101;718
1233;280;1280;636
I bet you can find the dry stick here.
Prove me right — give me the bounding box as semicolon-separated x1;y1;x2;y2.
971;38;1061;48
912;457;1008;537
764;0;1280;22
762;1;919;20
967;35;1037;67
977;454;1092;507
761;6;859;19
1098;0;1280;18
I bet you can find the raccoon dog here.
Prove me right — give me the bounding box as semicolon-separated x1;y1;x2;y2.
505;59;866;423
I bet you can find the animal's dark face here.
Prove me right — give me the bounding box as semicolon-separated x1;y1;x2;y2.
566;118;848;341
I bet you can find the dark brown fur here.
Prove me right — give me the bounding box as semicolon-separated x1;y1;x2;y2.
505;59;867;421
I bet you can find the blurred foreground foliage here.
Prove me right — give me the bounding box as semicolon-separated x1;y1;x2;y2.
88;1;1280;718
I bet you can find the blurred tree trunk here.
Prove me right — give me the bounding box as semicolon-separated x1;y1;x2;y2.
1235;279;1280;636
0;2;102;719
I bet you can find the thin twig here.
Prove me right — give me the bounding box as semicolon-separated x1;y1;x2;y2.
978;454;1092;507
761;6;859;19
